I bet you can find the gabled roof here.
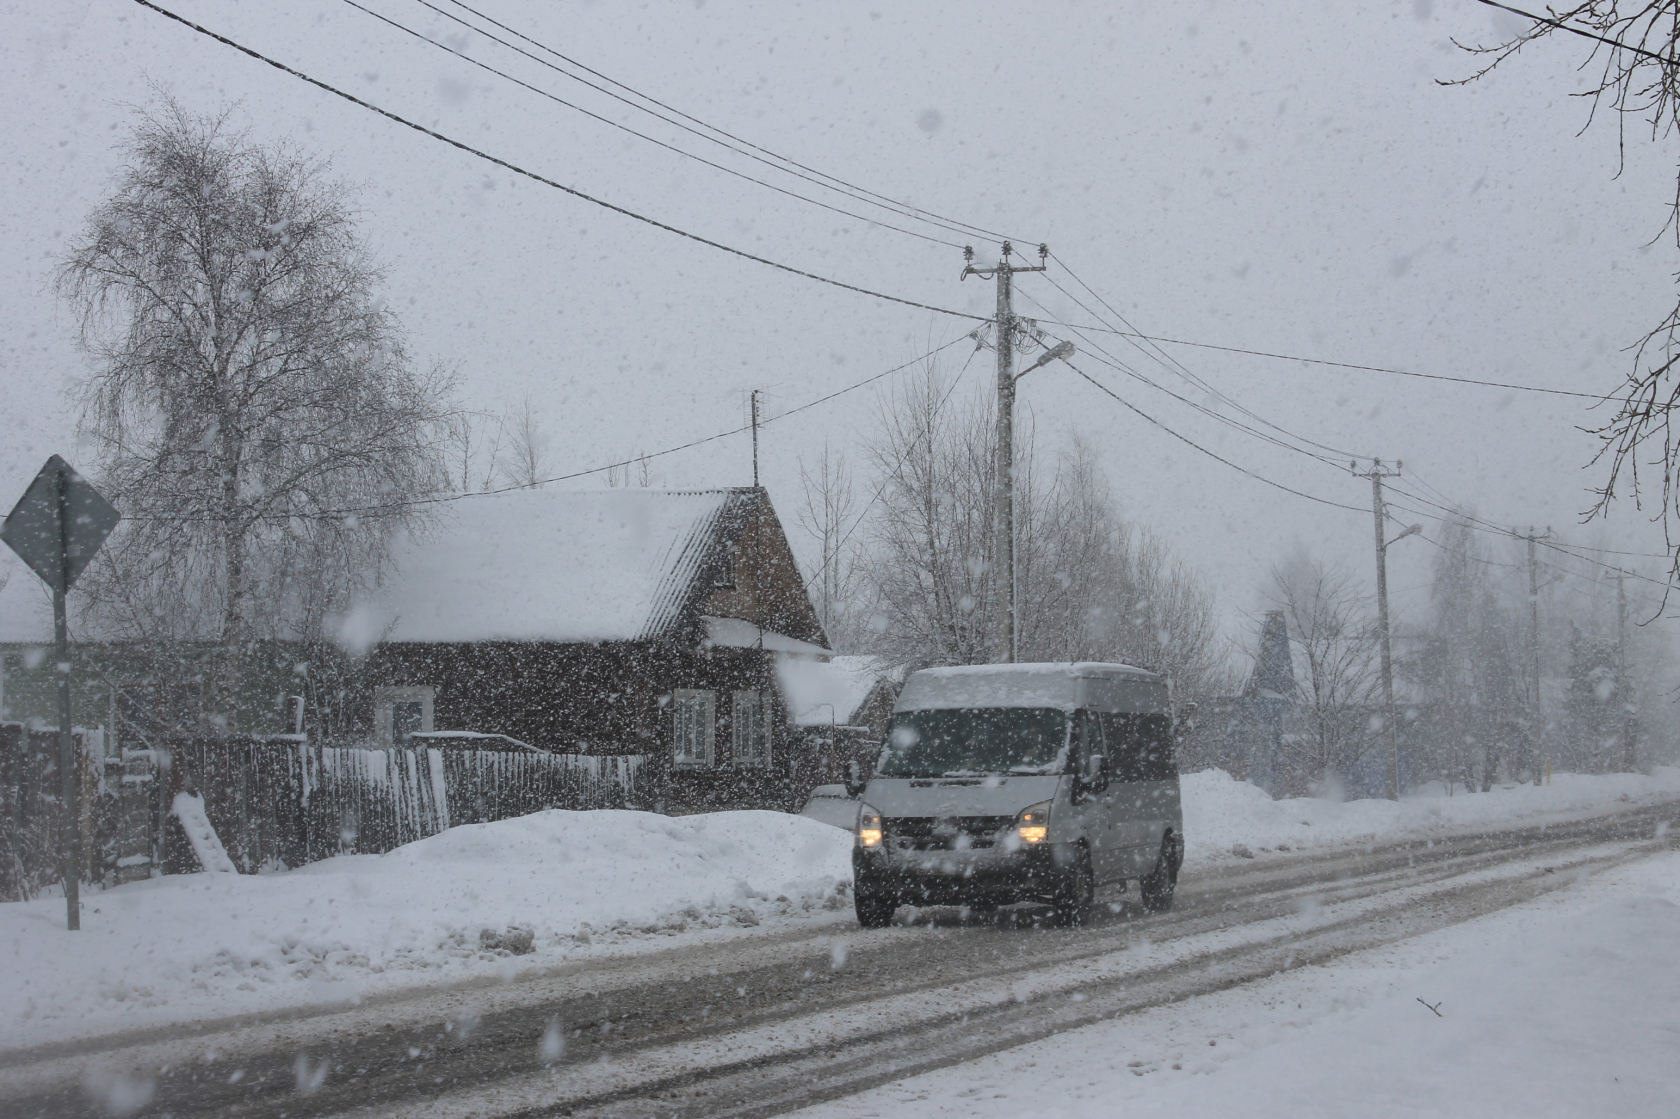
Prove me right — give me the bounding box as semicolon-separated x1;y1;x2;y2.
363;488;744;644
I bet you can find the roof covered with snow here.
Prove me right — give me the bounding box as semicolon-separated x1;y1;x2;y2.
352;488;740;645
776;654;901;726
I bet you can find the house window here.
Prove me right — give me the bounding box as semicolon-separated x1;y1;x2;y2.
672;689;715;767
374;686;434;747
733;689;768;767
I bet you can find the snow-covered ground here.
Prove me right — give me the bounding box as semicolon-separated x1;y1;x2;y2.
1181;765;1680;863
791;843;1680;1119
2;767;1676;1054
0;809;853;1051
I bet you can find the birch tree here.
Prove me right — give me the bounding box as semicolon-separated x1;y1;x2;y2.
58;101;451;730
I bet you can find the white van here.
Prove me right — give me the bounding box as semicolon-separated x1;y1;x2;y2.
849;662;1184;927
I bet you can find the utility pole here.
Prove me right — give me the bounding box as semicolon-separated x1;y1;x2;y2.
1516;527;1553;785
1618;569;1637;772
1354;460;1405;801
962;241;1047;664
750;389;761;489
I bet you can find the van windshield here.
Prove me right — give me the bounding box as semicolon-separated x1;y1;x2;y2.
876;708;1070;778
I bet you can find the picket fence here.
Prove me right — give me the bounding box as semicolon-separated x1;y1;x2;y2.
0;725;647;898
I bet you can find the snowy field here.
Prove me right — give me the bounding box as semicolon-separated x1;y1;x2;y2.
790;844;1680;1119
2;767;1677;1053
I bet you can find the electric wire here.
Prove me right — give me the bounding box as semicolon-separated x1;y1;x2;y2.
1036;266;1377;462
434;0;1038;247
120;326;972;524
1030;311;1608;401
131;0;986;325
338;0;962;248
1060;359;1368;514
1014;285;1361;471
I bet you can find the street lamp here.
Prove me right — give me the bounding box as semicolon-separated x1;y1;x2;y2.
1375;518;1422;800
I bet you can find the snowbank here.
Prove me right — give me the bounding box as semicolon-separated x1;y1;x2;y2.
1181;765;1680;861
0;808;852;1051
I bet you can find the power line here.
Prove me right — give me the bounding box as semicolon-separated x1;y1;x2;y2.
434;0;1036;247
125;330;972;525
338;0;962;248
1060;359;1368;514
1038;263;1377;460
131;0;986;324
1032;314;1610;401
1014;285;1363;470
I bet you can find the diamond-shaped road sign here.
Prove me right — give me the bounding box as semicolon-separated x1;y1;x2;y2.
1;455;120;593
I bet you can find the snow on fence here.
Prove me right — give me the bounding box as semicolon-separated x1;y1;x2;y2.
0;729;646;894
163;738;646;871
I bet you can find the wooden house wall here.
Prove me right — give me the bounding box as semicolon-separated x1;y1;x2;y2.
367;640;824;811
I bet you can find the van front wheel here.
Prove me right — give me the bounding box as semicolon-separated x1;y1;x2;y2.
1050;849;1094;927
1141;833;1180;913
855;890;897;928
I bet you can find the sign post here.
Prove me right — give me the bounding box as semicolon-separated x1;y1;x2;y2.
1;456;119;931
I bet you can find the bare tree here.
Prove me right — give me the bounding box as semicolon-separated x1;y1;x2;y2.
499;395;548;489
856;363;1230;713
796;444;864;650
859;362;997;667
57;100;451;729
1267;554;1380;795
446;408;504;494
1451;5;1680;573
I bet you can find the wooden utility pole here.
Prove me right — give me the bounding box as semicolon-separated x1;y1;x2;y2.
750;389;761;489
962;242;1047;664
1516;527;1552;785
1354;460;1405;800
1618;569;1637;772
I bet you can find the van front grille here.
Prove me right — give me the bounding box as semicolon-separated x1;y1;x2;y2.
883;815;1015;850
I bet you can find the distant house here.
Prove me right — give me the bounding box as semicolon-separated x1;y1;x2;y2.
775;654;907;779
355;486;834;811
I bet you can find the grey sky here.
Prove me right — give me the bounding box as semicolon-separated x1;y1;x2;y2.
2;0;1674;650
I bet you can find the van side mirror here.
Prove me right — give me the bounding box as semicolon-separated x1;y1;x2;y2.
1078;751;1109;794
842;760;866;798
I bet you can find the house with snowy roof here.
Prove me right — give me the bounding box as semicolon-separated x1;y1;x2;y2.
353;486;836;811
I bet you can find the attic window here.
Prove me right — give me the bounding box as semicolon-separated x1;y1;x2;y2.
714;546;737;589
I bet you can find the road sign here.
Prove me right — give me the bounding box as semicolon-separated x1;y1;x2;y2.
1;455;119;592
1;454;118;933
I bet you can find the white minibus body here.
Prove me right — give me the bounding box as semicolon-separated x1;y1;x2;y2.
850;662;1184;926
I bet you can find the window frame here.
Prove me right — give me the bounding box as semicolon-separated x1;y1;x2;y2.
671;688;716;768
731;689;769;768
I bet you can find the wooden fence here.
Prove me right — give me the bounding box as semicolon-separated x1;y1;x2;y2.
1;726;645;898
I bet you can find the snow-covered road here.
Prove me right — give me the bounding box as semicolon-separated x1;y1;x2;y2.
6;790;1675;1119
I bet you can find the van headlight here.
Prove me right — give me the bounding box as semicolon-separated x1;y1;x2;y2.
1014;800;1052;845
858;804;883;848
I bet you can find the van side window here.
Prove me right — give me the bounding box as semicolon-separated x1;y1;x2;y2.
1099;712;1177;782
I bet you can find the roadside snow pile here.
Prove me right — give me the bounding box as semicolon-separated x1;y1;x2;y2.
0;808;852;1051
1182;765;1680;862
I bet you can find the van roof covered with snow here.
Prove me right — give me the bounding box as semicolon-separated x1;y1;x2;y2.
893;662;1168;714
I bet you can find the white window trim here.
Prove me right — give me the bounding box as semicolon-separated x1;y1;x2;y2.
375;686;435;748
732;689;769;768
672;689;715;768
